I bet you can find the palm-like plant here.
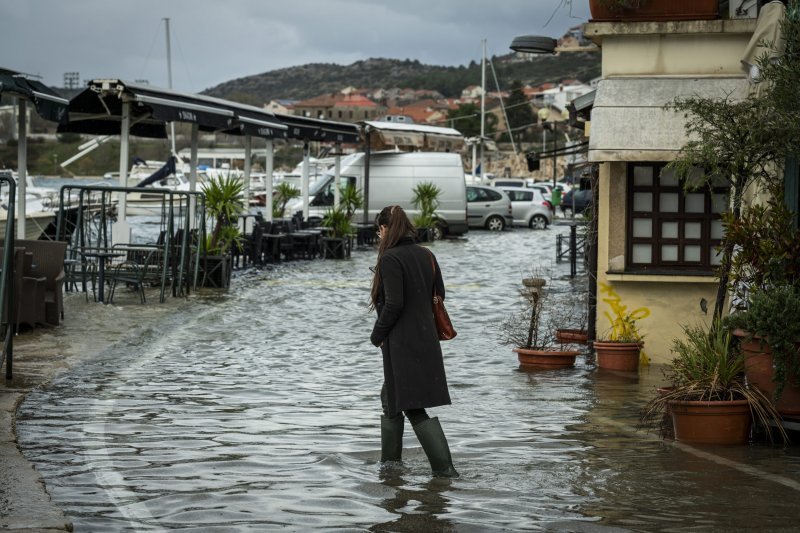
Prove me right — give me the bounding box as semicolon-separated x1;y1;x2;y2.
339;184;363;218
202;175;245;254
411;182;441;230
639;320;787;443
274;182;300;218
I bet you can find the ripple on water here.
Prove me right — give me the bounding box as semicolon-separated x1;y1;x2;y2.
15;228;800;531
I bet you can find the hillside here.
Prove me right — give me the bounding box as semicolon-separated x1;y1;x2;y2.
202;53;601;104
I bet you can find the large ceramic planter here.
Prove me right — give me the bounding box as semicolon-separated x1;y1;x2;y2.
556;328;589;345
593;341;642;372
589;0;719;22
734;330;800;419
668;399;751;445
514;347;580;369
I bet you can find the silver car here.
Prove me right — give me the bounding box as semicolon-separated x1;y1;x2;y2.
466;185;513;231
498;186;553;229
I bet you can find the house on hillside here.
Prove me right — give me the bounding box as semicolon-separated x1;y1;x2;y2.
582;12;760;362
293;92;385;123
263;99;296;115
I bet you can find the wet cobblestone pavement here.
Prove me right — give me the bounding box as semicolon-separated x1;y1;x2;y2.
14;227;800;531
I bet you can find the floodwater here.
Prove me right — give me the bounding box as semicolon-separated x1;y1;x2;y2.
15;226;800;532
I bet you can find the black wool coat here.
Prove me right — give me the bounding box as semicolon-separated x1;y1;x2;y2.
370;238;452;417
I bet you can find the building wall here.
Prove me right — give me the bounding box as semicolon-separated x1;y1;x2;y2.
587;19;756;363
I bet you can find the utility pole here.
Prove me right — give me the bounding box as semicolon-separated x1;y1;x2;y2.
479;39;486;179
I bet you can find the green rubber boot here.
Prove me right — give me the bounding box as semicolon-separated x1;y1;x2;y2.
380;414;404;462
412;417;459;478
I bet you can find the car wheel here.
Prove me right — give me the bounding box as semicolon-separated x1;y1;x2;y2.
485;215;505;231
432;223;446;241
529;214;548;230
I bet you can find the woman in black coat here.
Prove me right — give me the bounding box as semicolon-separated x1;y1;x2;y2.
370;205;458;477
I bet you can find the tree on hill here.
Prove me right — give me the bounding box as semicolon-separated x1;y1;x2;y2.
446;103;497;138
499;80;537;143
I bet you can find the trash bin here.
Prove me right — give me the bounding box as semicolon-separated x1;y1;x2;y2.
551;188;562;208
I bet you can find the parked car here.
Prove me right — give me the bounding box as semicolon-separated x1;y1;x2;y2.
465;185;513;231
560;188;593;216
498;186;553;229
488;178;528;188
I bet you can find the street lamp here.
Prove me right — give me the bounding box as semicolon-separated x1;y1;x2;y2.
509;35;557;55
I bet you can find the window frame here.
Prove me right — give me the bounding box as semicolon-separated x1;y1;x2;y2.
625;162;727;273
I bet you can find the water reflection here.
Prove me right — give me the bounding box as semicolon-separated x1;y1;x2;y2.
15;228;800;531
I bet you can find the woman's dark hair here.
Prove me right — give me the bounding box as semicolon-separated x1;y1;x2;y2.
370;205;416;308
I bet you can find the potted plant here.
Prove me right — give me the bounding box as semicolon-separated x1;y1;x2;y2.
320;205;353;259
593;285;648;372
200;175;245;288
588;0;719;22
411;182;441;242
727;286;800;418
273;181;300;219
640;320;787;445
498;274;582;369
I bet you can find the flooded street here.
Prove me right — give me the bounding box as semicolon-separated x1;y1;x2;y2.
15;227;800;532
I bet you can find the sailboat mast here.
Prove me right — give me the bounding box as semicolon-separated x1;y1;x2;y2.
164;17;176;155
479;39;486;180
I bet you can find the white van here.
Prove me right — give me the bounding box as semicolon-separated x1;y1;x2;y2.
287;151;468;237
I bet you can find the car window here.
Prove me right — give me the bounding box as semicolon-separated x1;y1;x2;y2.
485;189;503;201
467;187;489;202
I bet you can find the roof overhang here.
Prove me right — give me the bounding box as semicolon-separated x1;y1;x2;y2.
59;79;288;139
588;77;747;162
275;113;360;143
361;120;464;152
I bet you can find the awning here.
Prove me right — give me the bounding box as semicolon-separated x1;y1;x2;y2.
361;120;464;152
588;77;746;162
274;113;360;143
0;67;68;122
59;79;287;139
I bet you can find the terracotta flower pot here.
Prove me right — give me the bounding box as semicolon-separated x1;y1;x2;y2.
514;347;580;369
589;0;719;22
555;328;589;344
733;329;800;419
593;341;642;372
668;399;752;445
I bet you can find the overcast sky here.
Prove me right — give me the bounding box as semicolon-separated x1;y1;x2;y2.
1;0;591;93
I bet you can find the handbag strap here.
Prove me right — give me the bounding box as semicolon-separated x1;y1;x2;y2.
426;249;437;297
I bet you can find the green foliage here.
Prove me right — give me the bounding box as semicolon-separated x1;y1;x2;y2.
273;181;300;218
502;80;537;142
639;320;786;443
321;205;353;239
201;174;245;254
339;184;363;218
203;56;600;102
411;182;441;230
726;286;800;401
446;103;497;138
723;192;800;297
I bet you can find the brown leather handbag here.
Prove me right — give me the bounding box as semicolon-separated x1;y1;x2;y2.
428;251;456;340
